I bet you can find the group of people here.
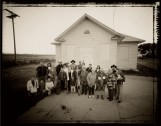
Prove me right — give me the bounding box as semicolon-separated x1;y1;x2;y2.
27;60;125;103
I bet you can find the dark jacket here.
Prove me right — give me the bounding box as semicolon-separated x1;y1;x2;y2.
69;70;77;86
56;64;63;75
86;67;92;73
96;72;107;91
80;70;88;85
58;70;66;81
36;65;48;78
116;69;125;84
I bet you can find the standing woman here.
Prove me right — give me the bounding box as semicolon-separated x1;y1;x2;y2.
87;70;97;98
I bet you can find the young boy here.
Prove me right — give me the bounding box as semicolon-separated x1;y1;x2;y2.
87;70;97;98
107;74;113;101
45;77;55;96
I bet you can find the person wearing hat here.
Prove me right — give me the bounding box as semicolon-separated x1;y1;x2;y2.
86;64;92;73
56;61;63;76
70;60;76;70
107;64;125;103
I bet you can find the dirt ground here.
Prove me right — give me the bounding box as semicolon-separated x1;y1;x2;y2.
17;75;157;124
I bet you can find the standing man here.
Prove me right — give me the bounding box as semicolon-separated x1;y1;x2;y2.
109;65;125;103
56;61;63;75
78;61;83;70
80;67;88;95
36;62;48;95
86;64;92;73
70;60;76;70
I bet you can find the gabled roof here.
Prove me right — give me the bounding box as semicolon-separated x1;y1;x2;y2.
54;13;124;42
52;14;145;44
121;34;145;42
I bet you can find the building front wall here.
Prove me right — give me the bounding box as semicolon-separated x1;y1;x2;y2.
117;42;138;70
57;19;118;70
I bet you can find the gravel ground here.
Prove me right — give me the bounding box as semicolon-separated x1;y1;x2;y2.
17;75;156;124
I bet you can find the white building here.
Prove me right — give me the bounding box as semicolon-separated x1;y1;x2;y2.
52;14;145;70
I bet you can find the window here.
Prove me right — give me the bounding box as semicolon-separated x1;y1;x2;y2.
84;30;90;34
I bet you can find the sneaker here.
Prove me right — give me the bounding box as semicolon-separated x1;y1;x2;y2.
118;101;122;103
92;95;94;98
88;96;91;98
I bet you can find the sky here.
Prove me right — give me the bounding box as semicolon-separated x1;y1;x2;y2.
2;4;155;55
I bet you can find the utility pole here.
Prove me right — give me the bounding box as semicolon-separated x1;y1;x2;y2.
4;9;20;64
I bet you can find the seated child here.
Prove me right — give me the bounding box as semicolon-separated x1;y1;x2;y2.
44;77;55;96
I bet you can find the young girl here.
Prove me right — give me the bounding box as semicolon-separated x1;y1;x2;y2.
96;71;107;99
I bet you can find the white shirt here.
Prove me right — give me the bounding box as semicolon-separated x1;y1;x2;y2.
45;81;54;90
27;79;39;93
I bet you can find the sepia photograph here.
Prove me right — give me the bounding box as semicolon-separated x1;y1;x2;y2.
2;2;159;125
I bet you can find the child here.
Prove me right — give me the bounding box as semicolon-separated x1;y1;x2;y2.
107;74;113;101
45;77;55;96
58;66;67;90
96;71;107;99
69;68;76;93
27;76;39;96
87;70;97;98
